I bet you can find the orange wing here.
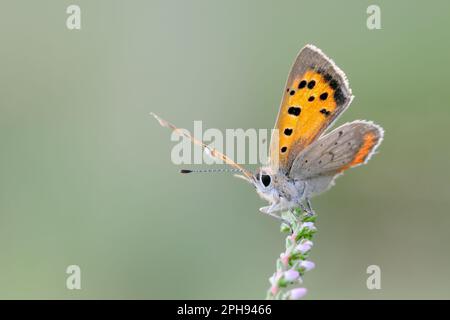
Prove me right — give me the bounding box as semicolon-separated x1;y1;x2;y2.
269;45;354;174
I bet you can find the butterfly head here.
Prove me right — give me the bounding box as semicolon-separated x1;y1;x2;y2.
250;166;284;204
253;167;273;190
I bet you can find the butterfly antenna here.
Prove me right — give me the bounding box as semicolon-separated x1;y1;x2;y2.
180;168;244;174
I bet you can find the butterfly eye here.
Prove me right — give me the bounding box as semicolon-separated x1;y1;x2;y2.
261;174;271;187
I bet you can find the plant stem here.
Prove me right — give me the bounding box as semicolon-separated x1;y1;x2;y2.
266;208;317;300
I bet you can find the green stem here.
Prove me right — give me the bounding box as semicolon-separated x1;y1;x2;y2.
266;208;317;300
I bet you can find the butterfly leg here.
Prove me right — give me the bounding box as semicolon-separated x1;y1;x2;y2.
259;205;292;230
298;202;308;213
305;198;316;217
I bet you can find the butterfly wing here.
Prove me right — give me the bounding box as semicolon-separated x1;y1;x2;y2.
269;45;353;174
151;113;254;181
289;120;384;195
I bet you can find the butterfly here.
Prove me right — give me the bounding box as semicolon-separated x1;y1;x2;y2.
152;44;384;221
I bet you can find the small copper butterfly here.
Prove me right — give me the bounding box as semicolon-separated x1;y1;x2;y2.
152;44;384;221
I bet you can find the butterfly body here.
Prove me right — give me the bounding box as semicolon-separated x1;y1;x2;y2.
152;44;384;220
254;173;306;213
252;167;306;214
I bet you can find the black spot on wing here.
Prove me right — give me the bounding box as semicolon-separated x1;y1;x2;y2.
298;80;307;89
288;106;301;116
328;151;335;161
307;80;316;89
284;128;293;136
320;92;328;100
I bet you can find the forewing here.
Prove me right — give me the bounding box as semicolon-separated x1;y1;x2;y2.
269;45;353;174
289;121;384;180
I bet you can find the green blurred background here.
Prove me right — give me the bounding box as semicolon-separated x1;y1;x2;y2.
1;0;449;299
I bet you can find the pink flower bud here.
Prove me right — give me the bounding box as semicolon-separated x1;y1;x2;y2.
284;269;300;282
300;260;315;272
280;253;290;266
301;222;316;231
290;287;307;299
271;285;279;295
296;240;313;254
